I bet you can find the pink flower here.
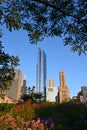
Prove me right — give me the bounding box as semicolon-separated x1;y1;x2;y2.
30;120;36;128
27;128;32;130
36;117;41;124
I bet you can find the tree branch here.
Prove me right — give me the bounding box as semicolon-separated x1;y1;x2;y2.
32;0;84;25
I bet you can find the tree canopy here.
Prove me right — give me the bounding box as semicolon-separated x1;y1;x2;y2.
0;43;19;95
0;0;87;55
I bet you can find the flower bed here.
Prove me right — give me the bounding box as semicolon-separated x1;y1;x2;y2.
0;101;87;130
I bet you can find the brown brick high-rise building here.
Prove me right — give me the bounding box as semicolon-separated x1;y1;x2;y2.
58;71;70;103
5;69;22;101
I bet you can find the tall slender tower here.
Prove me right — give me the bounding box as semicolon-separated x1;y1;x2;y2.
36;48;47;98
59;71;66;88
58;71;70;103
49;78;54;88
21;79;27;96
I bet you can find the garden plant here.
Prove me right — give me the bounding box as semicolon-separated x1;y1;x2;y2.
0;100;87;130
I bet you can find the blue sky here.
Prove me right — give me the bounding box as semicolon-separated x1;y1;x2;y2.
1;26;87;98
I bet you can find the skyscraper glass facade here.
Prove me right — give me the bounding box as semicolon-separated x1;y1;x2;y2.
36;48;47;96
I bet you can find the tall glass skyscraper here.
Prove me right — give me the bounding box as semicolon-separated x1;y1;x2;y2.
36;48;47;97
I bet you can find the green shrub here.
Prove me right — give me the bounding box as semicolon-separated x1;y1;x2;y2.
0;103;14;116
12;99;36;121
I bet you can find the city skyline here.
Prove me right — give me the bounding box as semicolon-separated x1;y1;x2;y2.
1;27;87;98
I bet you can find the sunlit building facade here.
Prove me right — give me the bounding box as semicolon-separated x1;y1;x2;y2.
5;69;22;100
58;71;70;103
47;78;58;102
49;78;54;88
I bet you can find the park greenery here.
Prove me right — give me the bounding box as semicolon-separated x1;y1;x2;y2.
0;100;87;130
21;89;44;102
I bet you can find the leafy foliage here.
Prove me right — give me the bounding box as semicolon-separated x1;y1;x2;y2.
0;103;14;116
0;0;87;54
21;92;44;103
0;43;19;95
12;99;36;121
